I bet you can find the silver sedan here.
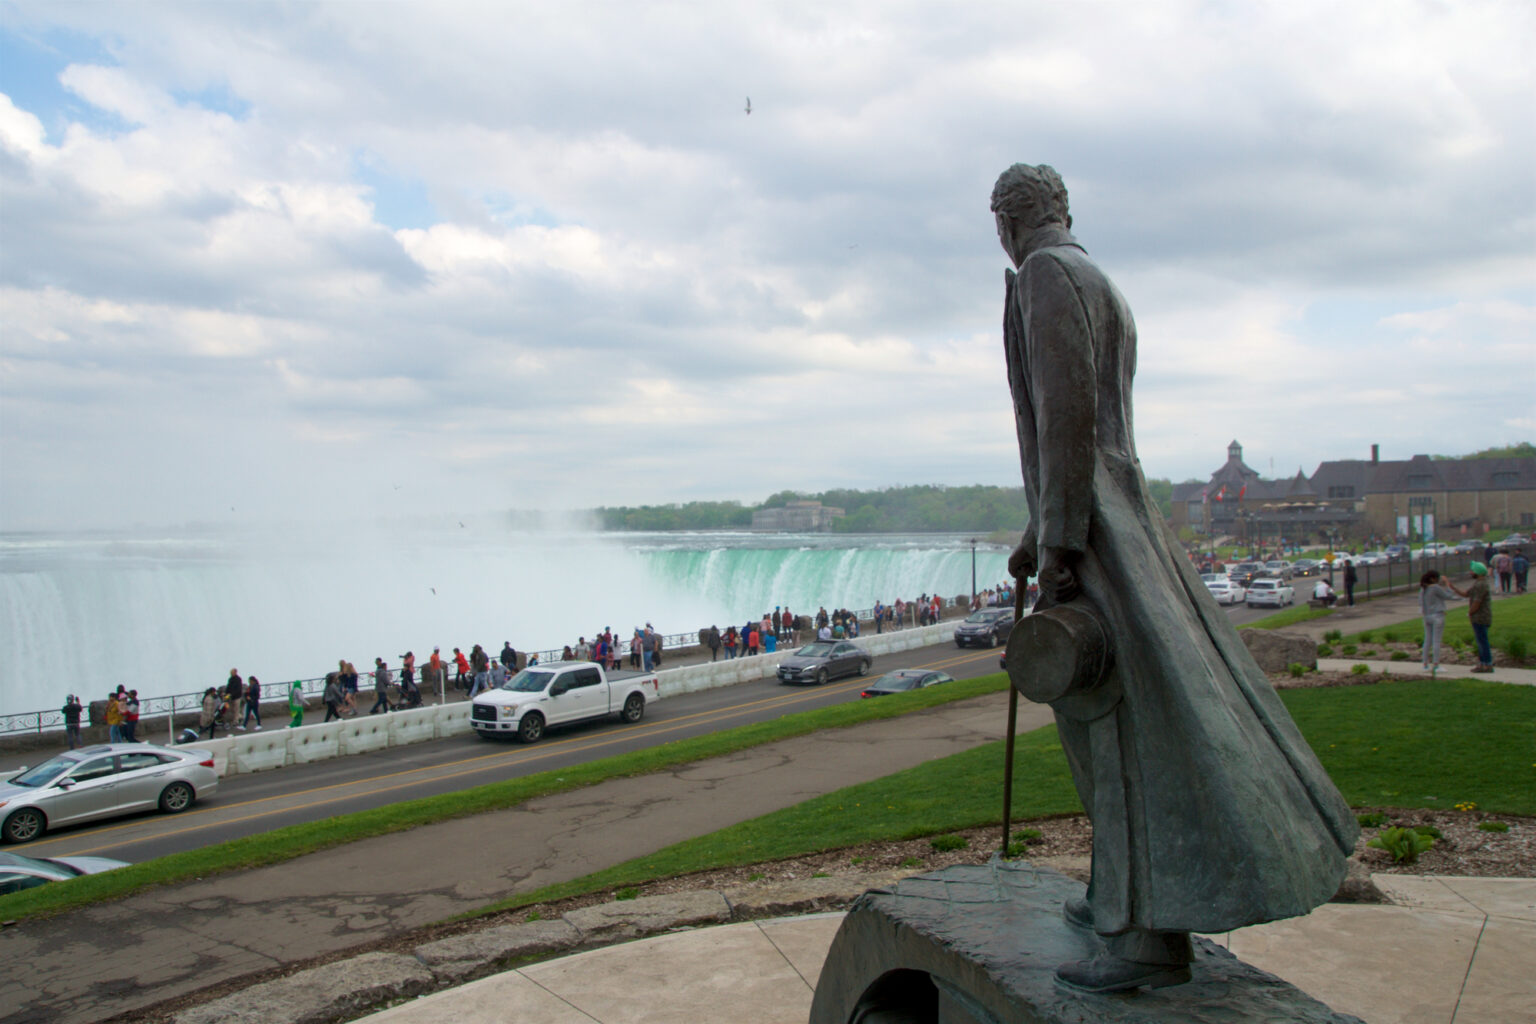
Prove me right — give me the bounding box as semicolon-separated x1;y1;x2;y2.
0;743;218;844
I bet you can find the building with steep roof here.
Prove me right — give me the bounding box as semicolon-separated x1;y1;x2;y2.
1170;442;1535;546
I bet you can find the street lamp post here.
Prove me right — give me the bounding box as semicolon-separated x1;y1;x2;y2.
969;538;978;610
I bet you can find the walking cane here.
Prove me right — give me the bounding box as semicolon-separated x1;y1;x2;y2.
1001;585;1023;856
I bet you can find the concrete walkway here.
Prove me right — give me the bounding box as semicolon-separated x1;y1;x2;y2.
350;873;1536;1024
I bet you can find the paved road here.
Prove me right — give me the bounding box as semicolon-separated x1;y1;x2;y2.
13;644;1009;864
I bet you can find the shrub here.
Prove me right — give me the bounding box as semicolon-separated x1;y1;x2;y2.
850;856;867;865
900;856;922;868
615;886;639;900
1356;812;1388;828
1382;629;1401;643
1478;821;1510;833
1324;629;1343;643
1357;631;1374;644
1351;663;1371;676
1390;652;1410;661
1317;644;1334;657
1342;644;1359;655
748;872;765;882
930;834;969;853
526;910;543;922
812;871;830;878
1414;824;1443;839
1288;663;1307;678
1501;634;1529;662
1356;648;1376;658
1367;827;1435;863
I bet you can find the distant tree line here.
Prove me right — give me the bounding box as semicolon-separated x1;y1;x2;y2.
593;481;1178;532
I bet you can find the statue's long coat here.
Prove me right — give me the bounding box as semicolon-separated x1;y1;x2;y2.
1004;226;1358;936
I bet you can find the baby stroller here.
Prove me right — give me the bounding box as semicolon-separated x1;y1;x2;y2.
388;678;423;711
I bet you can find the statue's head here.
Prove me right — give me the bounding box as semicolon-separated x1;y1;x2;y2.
991;164;1071;264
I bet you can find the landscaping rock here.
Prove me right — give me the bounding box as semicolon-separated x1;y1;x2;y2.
563;890;730;941
414;918;581;981
1332;858;1387;904
1242;628;1317;673
173;952;433;1024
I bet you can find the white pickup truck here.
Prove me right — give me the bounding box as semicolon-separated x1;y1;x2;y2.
470;662;661;743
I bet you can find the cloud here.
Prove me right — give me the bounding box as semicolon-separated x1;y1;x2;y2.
0;1;1531;530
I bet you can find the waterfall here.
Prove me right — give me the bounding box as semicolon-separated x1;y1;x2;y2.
0;527;1012;714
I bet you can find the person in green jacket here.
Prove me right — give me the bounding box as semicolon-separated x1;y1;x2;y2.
288;680;307;728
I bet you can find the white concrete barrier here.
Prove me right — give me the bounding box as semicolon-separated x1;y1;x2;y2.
288;721;343;764
229;730;289;774
196;736;235;777
338;716;391;756
388;706;437;747
437;704;473;738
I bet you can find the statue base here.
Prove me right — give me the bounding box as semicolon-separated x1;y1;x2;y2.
807;861;1364;1024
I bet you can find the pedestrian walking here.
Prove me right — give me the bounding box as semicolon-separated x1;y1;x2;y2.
1494;551;1514;594
322;672;345;722
369;658;391;713
121;690;140;742
288;680;307;728
242;676;262;729
1514;551;1530;594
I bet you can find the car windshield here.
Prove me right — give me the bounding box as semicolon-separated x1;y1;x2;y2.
874;676;919;691
500;669;556;693
963;612;996;623
8;754;77;788
797;643;836;657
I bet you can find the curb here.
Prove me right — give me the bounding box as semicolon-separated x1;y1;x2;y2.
169;872;909;1024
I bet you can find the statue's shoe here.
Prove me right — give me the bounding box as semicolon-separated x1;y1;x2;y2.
1062;896;1092;930
1055;953;1192;993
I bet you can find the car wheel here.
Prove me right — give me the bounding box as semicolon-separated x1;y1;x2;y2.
621;693;645;723
816;669;828;686
159;781;195;814
3;807;46;844
989;632;999;648
518;713;545;744
857;660;869;677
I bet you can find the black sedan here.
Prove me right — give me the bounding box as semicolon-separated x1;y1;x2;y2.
776;641;871;685
953;608;1015;648
860;670;954;698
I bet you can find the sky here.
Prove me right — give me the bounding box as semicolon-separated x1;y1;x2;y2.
1;0;1532;532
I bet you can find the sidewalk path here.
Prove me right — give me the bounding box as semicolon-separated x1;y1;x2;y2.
351;873;1536;1024
0;692;1047;1024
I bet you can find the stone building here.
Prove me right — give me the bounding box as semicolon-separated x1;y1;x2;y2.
1170;441;1536;545
751;500;845;532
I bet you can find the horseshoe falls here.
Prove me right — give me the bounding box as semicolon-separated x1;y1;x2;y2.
0;526;1011;713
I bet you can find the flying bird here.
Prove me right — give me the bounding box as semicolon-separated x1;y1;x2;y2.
744;97;752;115
431;587;437;595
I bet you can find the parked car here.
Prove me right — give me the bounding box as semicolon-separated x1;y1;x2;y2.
1206;579;1246;605
1245;578;1296;608
0;851;130;894
0;743;217;844
860;670;954;698
471;662;660;743
777;641;871;686
953;608;1015;648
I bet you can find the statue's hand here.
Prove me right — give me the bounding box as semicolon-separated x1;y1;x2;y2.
1008;538;1038;581
1038;546;1082;606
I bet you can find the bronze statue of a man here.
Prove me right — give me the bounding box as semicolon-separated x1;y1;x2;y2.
994;164;1358;993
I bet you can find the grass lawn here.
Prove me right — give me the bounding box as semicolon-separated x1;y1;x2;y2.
470;677;1536;918
1241;604;1335;630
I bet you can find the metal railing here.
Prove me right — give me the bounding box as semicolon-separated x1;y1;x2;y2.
1;598;975;740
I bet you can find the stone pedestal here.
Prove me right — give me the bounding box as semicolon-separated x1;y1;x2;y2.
808;862;1364;1024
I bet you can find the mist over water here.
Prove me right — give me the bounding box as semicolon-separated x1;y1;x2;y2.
1;524;1010;714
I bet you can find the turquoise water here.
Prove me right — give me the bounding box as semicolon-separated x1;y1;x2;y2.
0;526;1011;712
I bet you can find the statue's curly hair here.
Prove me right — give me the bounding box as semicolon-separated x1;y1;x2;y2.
990;164;1070;229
